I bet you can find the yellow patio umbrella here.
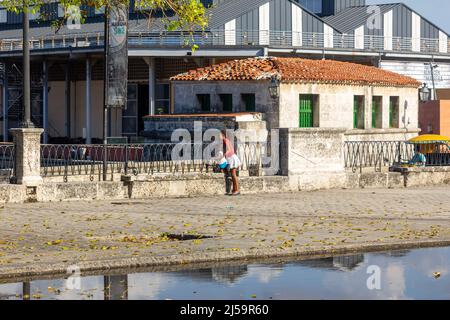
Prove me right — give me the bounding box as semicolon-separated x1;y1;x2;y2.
408;134;450;143
408;135;450;154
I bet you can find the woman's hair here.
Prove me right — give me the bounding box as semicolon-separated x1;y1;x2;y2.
220;129;227;137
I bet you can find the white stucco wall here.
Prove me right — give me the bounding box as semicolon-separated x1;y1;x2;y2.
48;80;122;139
279;83;419;131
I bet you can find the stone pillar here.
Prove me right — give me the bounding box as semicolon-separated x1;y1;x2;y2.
10;128;43;186
381;95;390;129
279;128;346;176
364;87;373;129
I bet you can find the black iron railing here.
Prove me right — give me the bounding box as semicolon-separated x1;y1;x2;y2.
344;141;415;172
40;142;269;180
0;144;15;182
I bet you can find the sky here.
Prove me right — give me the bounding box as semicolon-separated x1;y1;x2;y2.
366;0;450;33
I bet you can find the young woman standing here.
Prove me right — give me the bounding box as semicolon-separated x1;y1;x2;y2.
220;130;241;196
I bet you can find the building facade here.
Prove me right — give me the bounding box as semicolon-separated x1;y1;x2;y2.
169;57;421;141
0;0;448;142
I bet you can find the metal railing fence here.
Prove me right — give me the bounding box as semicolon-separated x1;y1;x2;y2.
40;142;269;180
0;144;15;182
0;29;447;55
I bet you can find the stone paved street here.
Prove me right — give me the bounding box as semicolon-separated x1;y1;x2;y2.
1;186;450;279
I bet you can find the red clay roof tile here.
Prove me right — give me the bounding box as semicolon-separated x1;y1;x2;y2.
171;57;420;87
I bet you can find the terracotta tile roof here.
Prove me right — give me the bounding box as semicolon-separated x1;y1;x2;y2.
171;57;421;87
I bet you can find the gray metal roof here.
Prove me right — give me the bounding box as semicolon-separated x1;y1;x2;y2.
0;22;103;40
322;3;398;33
0;0;340;40
323;2;450;36
0;18;174;40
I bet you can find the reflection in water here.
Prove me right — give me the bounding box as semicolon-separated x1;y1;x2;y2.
292;254;364;272
23;282;31;300
1;247;449;300
104;275;128;300
176;266;249;285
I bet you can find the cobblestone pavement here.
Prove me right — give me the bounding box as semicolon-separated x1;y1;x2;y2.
1;187;450;278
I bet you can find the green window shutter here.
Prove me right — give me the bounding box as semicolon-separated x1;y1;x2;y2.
243;94;256;112
353;97;358;129
299;95;313;128
221;94;233;112
372;97;377;128
198;94;211;112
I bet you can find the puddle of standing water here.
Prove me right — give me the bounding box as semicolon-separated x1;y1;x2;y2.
0;246;449;300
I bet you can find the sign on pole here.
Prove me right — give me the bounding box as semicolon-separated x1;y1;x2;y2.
106;3;128;108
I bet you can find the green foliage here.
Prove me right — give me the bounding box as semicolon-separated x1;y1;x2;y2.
1;0;209;47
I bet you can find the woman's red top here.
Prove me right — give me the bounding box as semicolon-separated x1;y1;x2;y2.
222;138;235;158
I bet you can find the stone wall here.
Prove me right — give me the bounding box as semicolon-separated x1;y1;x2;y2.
143;114;267;142
344;128;420;142
2;168;450;203
172;80;280;131
279;128;347;176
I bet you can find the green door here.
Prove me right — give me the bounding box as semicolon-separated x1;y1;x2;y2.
299;95;313;128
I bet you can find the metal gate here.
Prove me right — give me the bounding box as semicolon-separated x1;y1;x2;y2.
299;94;313;128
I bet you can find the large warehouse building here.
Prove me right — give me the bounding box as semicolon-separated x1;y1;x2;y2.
0;0;448;142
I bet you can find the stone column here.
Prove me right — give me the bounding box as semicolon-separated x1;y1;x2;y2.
10;128;43;186
364;87;373;129
381;95;390;129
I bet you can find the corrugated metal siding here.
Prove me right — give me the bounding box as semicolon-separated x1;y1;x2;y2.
421;19;439;39
333;0;365;15
270;0;292;31
322;4;396;34
208;0;270;28
392;4;412;38
236;7;259;44
235;8;259;31
302;10;324;33
7;11;22;25
210;0;333;32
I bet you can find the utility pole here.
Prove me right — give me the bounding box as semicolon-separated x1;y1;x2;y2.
103;6;109;181
21;0;34;128
430;62;437;100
